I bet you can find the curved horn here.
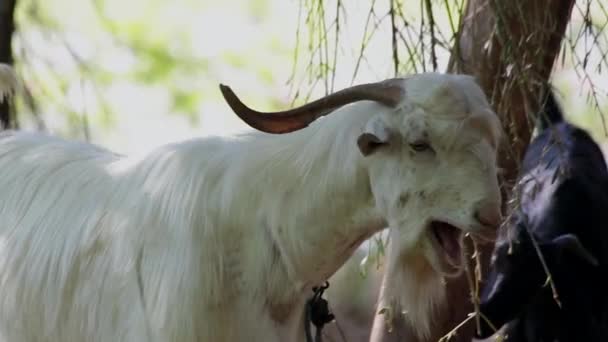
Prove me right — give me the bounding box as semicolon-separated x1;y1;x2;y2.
219;78;406;134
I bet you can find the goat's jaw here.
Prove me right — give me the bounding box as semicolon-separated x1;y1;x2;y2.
427;220;466;278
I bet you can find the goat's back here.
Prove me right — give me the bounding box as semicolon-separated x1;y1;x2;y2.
519;122;608;258
0;131;156;341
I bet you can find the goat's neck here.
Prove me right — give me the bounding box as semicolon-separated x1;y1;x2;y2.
232;107;387;305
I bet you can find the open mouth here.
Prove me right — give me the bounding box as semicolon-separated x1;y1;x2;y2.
429;220;464;272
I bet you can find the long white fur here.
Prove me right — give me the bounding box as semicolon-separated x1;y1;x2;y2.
0;69;501;342
0;108;385;342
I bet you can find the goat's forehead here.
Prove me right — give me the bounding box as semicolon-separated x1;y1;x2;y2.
402;73;489;116
403;114;499;153
398;74;500;146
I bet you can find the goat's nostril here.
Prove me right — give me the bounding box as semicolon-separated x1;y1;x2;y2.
475;202;503;229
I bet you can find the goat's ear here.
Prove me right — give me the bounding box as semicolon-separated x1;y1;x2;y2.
357;133;389;156
545;234;599;266
357;118;392;156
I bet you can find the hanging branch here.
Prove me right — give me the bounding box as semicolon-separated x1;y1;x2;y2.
423;0;438;71
389;0;399;76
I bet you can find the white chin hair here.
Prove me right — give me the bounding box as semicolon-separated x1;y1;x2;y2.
380;238;447;339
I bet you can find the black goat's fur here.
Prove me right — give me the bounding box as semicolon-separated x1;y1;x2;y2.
476;91;608;341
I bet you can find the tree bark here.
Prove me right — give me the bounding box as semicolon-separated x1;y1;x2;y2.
370;0;575;341
0;0;16;129
449;0;576;185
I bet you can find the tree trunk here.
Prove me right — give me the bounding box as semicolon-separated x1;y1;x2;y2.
0;0;16;129
449;0;576;185
370;0;575;341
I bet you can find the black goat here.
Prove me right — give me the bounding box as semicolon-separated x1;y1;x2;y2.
475;92;608;341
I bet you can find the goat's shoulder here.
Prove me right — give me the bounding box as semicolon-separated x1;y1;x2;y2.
521;122;606;183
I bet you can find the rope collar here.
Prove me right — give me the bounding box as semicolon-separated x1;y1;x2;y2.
304;281;335;342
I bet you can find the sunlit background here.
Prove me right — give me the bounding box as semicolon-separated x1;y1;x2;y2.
10;0;608;156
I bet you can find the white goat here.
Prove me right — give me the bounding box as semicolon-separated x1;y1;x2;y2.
0;66;502;342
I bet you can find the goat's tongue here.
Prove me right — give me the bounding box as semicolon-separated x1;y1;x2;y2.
432;222;462;266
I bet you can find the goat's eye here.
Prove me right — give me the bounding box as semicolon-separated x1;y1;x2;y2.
409;141;432;152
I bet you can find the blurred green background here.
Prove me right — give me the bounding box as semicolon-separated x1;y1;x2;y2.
8;0;608;155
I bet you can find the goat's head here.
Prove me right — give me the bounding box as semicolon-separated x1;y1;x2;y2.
476;219;598;338
356;74;503;278
477;170;600;339
220;72;503;335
